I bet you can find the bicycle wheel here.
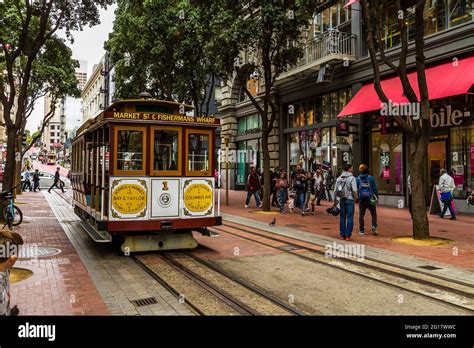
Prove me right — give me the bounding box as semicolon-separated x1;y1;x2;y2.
2;205;23;227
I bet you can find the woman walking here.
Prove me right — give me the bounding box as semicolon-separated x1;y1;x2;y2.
276;172;289;213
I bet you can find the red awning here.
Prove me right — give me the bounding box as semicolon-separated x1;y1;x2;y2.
338;56;474;117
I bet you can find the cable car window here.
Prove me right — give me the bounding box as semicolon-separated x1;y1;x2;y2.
151;126;182;176
114;126;147;175
186;129;212;176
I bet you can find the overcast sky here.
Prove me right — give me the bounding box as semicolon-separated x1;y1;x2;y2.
27;4;117;132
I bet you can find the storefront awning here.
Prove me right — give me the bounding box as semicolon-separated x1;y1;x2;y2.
338;56;474;117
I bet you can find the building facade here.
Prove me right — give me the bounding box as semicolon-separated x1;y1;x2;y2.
81;56;106;123
219;0;474;213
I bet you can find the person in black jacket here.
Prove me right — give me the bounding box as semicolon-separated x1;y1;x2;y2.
48;167;65;193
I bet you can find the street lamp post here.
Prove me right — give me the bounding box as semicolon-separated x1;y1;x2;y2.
224;136;230;206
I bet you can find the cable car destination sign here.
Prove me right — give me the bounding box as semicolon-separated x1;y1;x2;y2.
106;111;219;125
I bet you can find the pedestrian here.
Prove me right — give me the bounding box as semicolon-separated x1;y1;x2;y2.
293;171;306;213
0;230;24;316
48;167;65;193
32;169;40;192
438;168;456;220
356;164;379;236
302;171;315;216
314;170;324;206
22;167;32;192
275;172;289;213
214;169;219;188
324;168;335;202
245;166;262;208
271;167;280;207
333;163;358;241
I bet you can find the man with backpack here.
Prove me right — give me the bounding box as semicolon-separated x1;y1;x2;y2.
356;164;379;236
333;163;358;241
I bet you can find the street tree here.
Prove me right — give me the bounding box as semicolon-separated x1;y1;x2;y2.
0;0;113;193
226;1;318;211
23;36;81;156
359;0;431;238
106;0;238;115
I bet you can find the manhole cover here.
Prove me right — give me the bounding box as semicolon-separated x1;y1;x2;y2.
131;297;158;307
277;244;303;252
285;224;306;229
19;246;61;259
418;265;442;271
10;268;33;284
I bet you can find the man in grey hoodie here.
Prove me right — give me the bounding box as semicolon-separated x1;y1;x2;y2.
334;163;358;241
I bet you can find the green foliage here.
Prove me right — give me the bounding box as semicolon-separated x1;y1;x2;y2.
0;0;112;190
106;0;240;114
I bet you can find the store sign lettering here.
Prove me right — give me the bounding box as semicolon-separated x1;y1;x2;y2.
430;105;470;128
236;127;262;136
407;105;471;128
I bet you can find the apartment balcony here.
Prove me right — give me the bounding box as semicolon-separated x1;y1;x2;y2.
277;30;356;82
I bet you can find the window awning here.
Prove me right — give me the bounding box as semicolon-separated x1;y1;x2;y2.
337;56;474;117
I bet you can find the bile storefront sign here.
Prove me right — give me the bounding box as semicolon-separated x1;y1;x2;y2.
429;185;456;217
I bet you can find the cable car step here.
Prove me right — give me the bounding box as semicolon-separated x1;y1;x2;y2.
79;221;112;243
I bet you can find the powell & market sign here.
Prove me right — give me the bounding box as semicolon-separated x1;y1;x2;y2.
106;111;218;125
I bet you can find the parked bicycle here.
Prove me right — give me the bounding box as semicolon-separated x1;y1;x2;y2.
1;184;23;229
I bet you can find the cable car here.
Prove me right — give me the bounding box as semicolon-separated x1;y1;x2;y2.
70;98;222;252
47;153;56;165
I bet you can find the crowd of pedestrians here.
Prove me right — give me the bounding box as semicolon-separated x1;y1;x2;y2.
245;162;462;241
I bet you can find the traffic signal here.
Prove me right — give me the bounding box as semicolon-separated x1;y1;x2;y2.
21;134;27;148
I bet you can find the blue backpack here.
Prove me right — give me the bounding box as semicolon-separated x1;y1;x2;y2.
359;176;373;200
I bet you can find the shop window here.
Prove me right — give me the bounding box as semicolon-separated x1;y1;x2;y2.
289;131;307;171
314;96;323;124
237;117;246;133
370;132;404;195
114;126;146;175
308;128;331;172
307;98;314;125
186;130;212;176
450;124;474;199
151;126;181;176
247;113;260;130
322;94;331;122
236;141;247;184
449;0;473;27
425;0;447;35
330;91;339;119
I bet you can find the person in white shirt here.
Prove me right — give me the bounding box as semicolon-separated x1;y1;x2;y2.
438;169;456;220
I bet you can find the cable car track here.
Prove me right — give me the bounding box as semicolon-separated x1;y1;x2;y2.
210;223;474;313
221;221;474;290
131;252;305;316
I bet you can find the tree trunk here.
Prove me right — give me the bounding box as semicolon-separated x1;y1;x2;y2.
409;134;430;239
261;133;271;211
3;127;18;193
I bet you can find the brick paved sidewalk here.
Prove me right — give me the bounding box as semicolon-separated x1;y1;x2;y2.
10;190;109;315
219;190;474;271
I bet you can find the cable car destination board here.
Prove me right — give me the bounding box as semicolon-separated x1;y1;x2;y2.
105;111;219;125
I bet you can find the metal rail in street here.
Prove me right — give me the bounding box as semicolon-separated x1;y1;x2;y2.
212;224;474;314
